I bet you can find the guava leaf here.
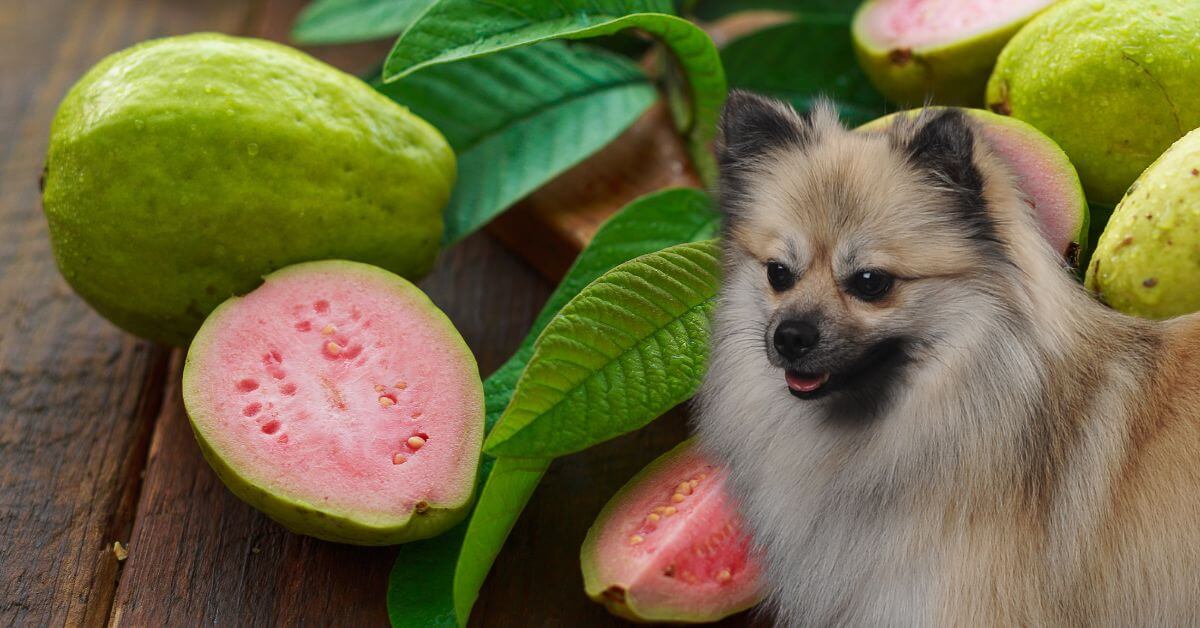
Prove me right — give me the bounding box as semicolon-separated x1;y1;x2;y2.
692;0;858;22
481;188;720;429
291;0;436;45
387;189;719;626
722;19;887;126
484;240;721;459
377;41;657;244
380;0;727;185
451;457;550;622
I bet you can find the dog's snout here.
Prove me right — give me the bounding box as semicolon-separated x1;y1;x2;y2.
774;319;820;360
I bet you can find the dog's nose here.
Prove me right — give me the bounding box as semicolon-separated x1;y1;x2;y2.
774;320;820;359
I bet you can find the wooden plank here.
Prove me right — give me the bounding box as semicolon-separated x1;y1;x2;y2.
0;0;253;626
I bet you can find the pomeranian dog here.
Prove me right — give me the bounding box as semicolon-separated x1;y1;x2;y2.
693;91;1200;626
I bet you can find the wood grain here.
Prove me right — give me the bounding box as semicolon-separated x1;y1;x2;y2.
0;1;248;625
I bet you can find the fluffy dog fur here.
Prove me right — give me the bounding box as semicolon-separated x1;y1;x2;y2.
693;91;1200;626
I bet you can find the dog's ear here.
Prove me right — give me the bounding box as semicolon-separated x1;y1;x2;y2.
903;108;995;243
716;90;810;170
904;109;985;203
716;91;815;221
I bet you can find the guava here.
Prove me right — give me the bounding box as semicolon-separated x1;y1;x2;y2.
853;0;1056;107
860;108;1089;264
42;33;455;346
580;439;762;623
986;0;1200;205
1085;128;1200;319
182;260;483;545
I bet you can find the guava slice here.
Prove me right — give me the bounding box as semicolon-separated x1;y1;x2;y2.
860;108;1089;264
1085;127;1200;319
853;0;1056;106
42;33;455;346
985;0;1200;205
182;260;483;546
581;439;762;623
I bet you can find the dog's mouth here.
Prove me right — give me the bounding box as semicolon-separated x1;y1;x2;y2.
785;371;831;397
782;339;908;401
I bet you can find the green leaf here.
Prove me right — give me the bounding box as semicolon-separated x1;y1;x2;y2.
484;240;721;459
722;19;887;126
452;457;549;622
291;0;436;45
387;188;719;626
692;0;858;22
380;0;727;185
377;41;657;243
482;187;719;428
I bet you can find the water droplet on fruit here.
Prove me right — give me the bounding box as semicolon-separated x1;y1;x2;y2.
133;119;145;130
246;143;259;156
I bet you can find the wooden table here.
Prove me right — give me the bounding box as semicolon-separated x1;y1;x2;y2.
0;1;732;625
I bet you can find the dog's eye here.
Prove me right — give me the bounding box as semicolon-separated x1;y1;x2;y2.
766;261;794;292
848;270;893;301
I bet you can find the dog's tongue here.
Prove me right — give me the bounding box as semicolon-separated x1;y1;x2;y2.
786;371;830;393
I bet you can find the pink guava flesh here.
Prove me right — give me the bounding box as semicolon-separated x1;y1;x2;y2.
978;120;1080;255
185;261;482;536
859;0;1053;50
582;440;762;622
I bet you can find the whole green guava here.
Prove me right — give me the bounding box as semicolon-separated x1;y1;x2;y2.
986;0;1200;205
1085;128;1200;319
43;33;455;346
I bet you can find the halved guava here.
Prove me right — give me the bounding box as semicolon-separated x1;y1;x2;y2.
581;439;762;623
853;0;1056;106
182;260;483;546
860;108;1090;265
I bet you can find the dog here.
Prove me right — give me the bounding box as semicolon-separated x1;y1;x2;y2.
692;91;1200;626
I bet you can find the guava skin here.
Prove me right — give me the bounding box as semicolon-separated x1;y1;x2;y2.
1085;128;1200;319
42;33;455;346
852;1;1051;107
987;0;1200;205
